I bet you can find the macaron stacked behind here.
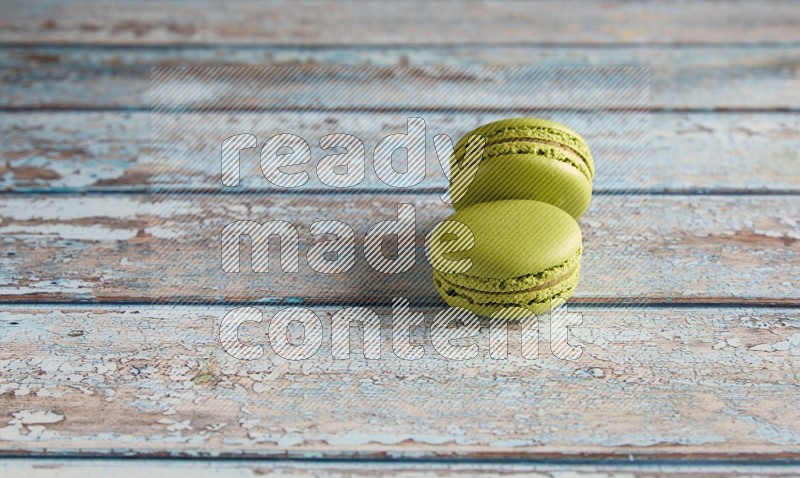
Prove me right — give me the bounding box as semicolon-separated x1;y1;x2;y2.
450;118;594;219
430;118;594;317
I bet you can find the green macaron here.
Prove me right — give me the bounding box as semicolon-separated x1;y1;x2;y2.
429;199;582;317
450;118;594;219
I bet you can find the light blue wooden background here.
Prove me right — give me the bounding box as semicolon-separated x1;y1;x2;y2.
1;1;799;476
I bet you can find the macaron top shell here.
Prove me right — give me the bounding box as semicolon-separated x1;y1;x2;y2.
449;118;595;218
451;117;595;181
431;199;582;280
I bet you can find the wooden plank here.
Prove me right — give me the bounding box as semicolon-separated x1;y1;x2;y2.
146;66;650;112
0;194;797;304
3;111;799;193
2;46;799;109
1;304;799;459
4;458;800;477
2;1;799;46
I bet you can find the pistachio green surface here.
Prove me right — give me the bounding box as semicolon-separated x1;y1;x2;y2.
428;200;582;317
451;118;594;219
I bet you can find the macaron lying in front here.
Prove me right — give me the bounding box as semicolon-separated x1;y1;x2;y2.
428;199;582;317
450;118;594;219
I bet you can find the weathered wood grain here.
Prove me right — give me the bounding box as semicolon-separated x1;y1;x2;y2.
4;458;800;477
0;194;797;304
2;0;798;469
1;304;799;459
2;46;800;109
3;1;799;45
3;111;799;193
